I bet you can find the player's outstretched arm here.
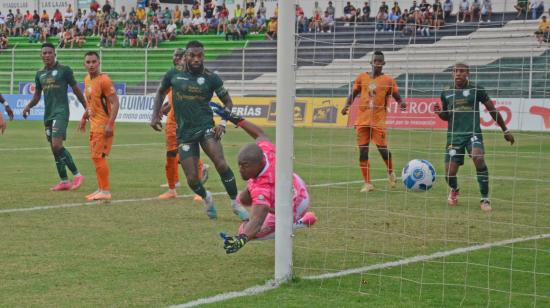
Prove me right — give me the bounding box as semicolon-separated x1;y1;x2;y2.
482;99;514;145
209;101;269;141
220;204;270;254
151;84;169;131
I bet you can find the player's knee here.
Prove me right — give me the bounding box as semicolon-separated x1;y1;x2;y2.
359;148;369;161
377;147;390;160
213;160;229;173
472;156;486;168
51;144;63;155
187;177;201;187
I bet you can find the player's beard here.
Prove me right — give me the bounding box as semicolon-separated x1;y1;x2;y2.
187;61;204;73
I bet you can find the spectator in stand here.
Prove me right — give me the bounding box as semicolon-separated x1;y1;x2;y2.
136;5;146;25
216;0;224;13
419;0;429;12
258;1;267;18
246;0;255;9
140;26;149;47
40;20;49;42
413;7;423;32
149;20;160;48
295;4;304;17
458;0;470;23
32;10;39;25
163;7;172;25
255;11;266;33
321;11;334;32
0;32;8;50
443;0;453;20
90;0;100;13
108;24;117;47
343;2;355;25
14;9;23;36
388;2;402;32
312;1;323;17
226;18;240;40
361;2;371;22
421;6;431;36
265;16;277;40
481;0;492;22
531;0;545;20
296;12;308;33
5;10;14;36
151;0;159;12
514;0;528;19
375;7;388;32
380;1;390;14
470;0;481;22
326;1;335;18
238;17;249;39
25;10;33;23
310;11;322;33
400;9;412;34
182;4;190;20
434;6;445;29
233;4;243;20
0;12;5;34
99;26;109;47
103;0;112;15
166;20;177;40
245;3;255;19
172;5;181;26
217;4;229;35
192;3;201;19
129;25;138;47
536;15;549;46
182;11;194;34
410;0;419;11
28;23;39;43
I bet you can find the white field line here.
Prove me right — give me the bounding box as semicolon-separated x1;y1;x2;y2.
0;142;164;151
0;180;366;215
171;233;550;307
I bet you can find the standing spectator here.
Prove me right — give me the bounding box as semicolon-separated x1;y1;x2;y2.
182;5;190;20
380;1;389;14
258;1;267;18
102;0;112;15
163;7;172;25
32;10;40;24
54;9;63;24
136;5;146;24
90;0;100;13
14;9;23;36
410;0;419;11
470;0;481;22
6;10;14;36
265;16;277;40
326;1;335;18
419;0;429;12
361;2;371;22
64;5;73;21
217;4;229;35
246;3;255;19
321;10;334;32
295;4;304;17
296;12;308;33
458;0;470;23
443;0;453;20
192;3;201;19
481;0;492;22
25;10;33;23
531;0;545;20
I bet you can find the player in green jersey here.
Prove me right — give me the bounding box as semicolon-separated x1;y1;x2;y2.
434;63;515;212
150;40;249;221
22;43;88;191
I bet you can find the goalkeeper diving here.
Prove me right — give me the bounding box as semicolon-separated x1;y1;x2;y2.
211;102;317;254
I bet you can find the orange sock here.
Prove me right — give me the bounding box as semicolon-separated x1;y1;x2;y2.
384;158;393;174
359;160;371;183
92;157;110;191
166;155;179;189
198;159;204;181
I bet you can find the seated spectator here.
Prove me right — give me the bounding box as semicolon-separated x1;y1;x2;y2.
129;25;138;47
321;11;335;32
257;1;267;18
413;7;423;32
434;7;445;29
192;3;201;19
419;0;429;12
375;8;388;32
40;10;49;24
58;26;72;48
40;21;49;42
514;0;528;19
531;0;545;20
400;10;413;35
108;24;117;47
150;0;159;12
470;0;481;22
163;6;172;25
32;10;39;25
458;0;470;23
245;4;255;19
388;3;401;32
237;18;248;39
343;1;355;25
149;20;160;48
99;26;109;47
325;1;335;19
140;27;149;48
309;12;322;33
217;4;229;35
182;14;194;34
443;0;453;20
166;20;177;40
420;11;431;36
255;12;266;33
296;12;308;33
265;16;277;40
481;0;493;22
27;24;39;43
0;32;8;50
225;18;240;40
536;15;550;46
6;10;14;36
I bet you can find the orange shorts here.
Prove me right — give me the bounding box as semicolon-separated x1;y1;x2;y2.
165;122;177;152
89;132;114;158
356;126;387;146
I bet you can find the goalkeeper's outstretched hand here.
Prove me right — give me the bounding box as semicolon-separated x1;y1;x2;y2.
220;232;248;254
209;102;244;126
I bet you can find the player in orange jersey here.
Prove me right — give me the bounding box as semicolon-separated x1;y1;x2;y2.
158;48;209;201
78;51;120;201
342;51;406;192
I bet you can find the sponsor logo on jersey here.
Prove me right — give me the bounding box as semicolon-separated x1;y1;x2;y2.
197;77;205;85
52;70;58;77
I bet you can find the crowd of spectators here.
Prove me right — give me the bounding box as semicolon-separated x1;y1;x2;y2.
0;0;547;49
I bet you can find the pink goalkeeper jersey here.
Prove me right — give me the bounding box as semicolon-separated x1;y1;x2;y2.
246;140;309;216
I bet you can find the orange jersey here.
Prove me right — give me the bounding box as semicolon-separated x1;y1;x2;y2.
353;73;398;128
165;89;178;151
84;73;116;133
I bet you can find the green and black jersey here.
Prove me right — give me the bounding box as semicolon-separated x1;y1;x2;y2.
34;62;77;122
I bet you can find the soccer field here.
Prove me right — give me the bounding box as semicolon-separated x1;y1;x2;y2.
1;121;549;307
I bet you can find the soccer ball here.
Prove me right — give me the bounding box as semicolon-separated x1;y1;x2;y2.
401;159;436;192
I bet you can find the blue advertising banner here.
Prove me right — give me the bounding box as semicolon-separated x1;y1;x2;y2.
3;94;44;121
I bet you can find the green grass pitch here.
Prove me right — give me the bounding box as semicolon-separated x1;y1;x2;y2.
0;121;549;307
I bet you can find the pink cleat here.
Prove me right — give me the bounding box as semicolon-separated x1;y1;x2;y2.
448;189;459;206
51;181;72;191
71;175;85;190
299;212;317;226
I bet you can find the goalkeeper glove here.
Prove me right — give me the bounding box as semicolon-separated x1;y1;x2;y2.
220;232;248;254
209;102;244;126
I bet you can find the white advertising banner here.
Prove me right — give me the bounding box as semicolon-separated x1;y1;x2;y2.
37;0;76;18
69;94;156;123
0;0;37;12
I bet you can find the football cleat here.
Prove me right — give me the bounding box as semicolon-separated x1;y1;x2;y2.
448;189;459;206
360;182;375;192
51;181;72;191
480;199;492;212
204;191;217;219
71;175;85;190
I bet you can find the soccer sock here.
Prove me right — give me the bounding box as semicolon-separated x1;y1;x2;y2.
53;150;69;181
61;147;79;175
165;155;179;190
384;158;393;174
476;167;489;199
220;168;238;200
92;157;110;191
446;175;458;191
359;160;371;183
188;180;207;199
